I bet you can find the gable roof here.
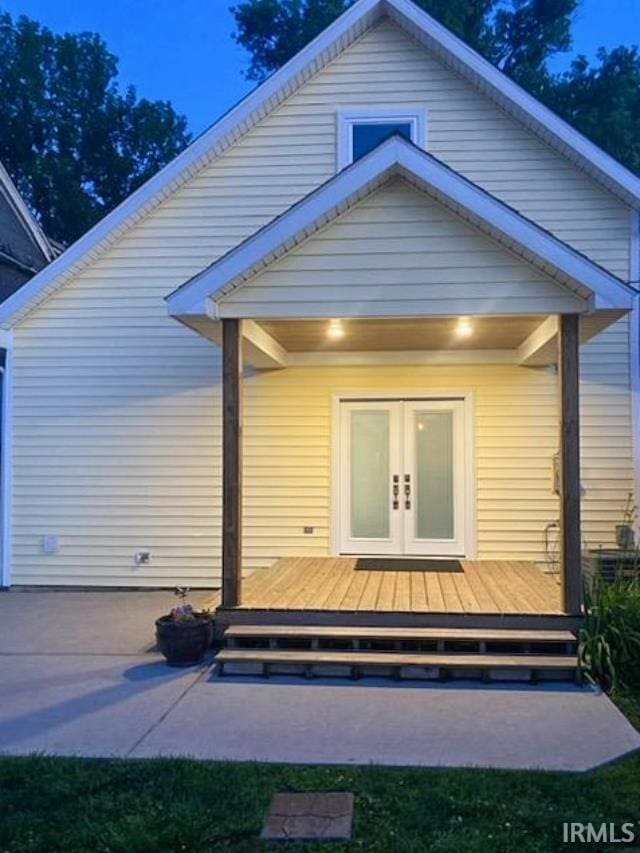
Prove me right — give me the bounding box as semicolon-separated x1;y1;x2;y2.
167;136;635;324
0;161;56;267
1;0;639;329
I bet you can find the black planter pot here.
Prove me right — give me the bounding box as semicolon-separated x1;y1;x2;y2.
155;614;214;666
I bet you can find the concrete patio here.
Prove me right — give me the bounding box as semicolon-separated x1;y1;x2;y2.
1;590;639;771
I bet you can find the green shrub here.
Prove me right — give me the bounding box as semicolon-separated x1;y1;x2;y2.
579;575;640;691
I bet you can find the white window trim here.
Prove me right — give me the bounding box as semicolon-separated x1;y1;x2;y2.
336;106;427;171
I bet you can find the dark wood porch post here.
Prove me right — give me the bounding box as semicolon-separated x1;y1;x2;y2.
558;314;582;614
222;318;242;607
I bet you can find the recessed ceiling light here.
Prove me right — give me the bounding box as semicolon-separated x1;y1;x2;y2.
327;319;345;339
456;318;473;337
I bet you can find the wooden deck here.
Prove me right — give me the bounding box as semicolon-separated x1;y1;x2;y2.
213;557;563;616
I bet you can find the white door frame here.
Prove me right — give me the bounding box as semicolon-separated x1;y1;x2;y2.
331;390;476;559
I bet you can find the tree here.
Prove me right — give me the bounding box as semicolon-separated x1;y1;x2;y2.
231;0;577;84
232;0;640;176
0;11;191;245
544;46;640;176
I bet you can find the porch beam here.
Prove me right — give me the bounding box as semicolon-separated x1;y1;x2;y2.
177;318;287;369
517;316;558;366
222;318;243;607
242;320;288;369
558;313;582;615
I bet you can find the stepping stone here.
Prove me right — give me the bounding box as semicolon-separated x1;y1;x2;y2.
261;792;354;841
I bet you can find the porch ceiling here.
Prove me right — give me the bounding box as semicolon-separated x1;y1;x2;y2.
190;309;625;368
259;315;546;353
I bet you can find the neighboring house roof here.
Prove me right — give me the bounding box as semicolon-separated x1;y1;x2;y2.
167;136;635;325
0;161;56;301
1;0;639;329
0;162;55;264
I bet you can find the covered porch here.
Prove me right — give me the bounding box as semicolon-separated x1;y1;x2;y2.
166;136;636;626
213;309;589;622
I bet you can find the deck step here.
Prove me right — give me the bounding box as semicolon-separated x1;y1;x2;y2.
224;624;576;644
223;624;578;659
215;648;579;682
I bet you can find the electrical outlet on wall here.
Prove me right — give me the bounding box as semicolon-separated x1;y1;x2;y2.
134;551;152;566
41;535;59;555
303;526;314;535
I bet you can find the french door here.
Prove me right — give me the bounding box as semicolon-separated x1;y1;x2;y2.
338;398;467;556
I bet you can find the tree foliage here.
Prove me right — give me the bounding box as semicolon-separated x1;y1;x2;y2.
232;0;577;84
545;46;640;175
0;11;191;245
232;0;640;175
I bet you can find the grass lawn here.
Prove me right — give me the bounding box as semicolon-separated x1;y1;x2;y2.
1;743;639;852
1;670;638;853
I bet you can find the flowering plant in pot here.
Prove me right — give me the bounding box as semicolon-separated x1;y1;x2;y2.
155;587;214;667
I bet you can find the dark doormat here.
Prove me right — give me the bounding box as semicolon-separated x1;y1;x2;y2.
355;558;463;572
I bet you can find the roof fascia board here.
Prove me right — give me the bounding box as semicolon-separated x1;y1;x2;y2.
167;137;633;318
3;0;640;328
385;0;640;208
394;146;633;309
167;146;399;316
0;162;54;262
0;0;382;329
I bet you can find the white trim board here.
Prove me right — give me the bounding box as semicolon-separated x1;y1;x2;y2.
288;349;518;367
2;0;640;330
167;137;634;323
0;333;13;587
336;106;427;170
630;210;640;536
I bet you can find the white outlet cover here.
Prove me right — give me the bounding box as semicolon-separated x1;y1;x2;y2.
41;535;59;555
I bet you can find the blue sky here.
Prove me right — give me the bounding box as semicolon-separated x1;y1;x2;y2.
1;0;638;136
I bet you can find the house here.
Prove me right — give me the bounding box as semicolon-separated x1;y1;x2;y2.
0;0;638;678
0;161;56;301
0;161;56;589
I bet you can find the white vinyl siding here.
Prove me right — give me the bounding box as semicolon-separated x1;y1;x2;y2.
11;352;633;586
239;361;632;573
107;20;629;282
9;17;634;586
580;317;634;544
221;179;587;316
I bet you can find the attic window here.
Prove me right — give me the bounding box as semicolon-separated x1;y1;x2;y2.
337;108;426;170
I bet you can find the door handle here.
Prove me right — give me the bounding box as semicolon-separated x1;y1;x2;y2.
404;474;411;509
392;475;399;510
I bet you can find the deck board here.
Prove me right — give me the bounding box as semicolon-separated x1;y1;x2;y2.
410;572;429;612
424;573;445;611
394;572;412;611
322;559;357;609
377;572;397;610
211;557;562;615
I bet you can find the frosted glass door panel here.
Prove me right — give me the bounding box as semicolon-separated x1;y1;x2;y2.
414;410;454;540
339;401;402;554
350;411;390;539
403;400;466;556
